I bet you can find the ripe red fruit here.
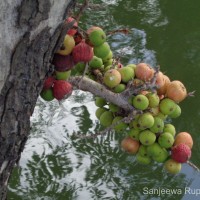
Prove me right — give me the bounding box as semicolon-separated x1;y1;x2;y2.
43;76;55;90
52;54;74;71
53;80;73;100
66;17;78;36
171;143;191;163
72;40;93;63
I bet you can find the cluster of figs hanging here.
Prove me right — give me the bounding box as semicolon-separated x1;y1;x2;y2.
40;17;194;174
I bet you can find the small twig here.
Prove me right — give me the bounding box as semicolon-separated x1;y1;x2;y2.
187;91;195;97
187;161;200;171
75;0;89;22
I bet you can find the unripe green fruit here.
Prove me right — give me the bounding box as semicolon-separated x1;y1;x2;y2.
112;116;128;131
139;130;156;146
55;70;71;80
109;103;120;112
118;67;135;83
129;116;141;130
74;62;86;73
40;89;54;101
147;142;163;157
158;132;175;148
138;145;148;156
149;107;160;116
153;148;169;163
95;96;107;107
136;153;151;165
150;116;164;133
138;113;154;130
89;56;103;69
104;59;113;67
114;84;126;93
159;98;176;115
133;94;149;110
95;107;107;119
156;112;168;120
164;159;182;174
128;128;140;140
163;124;176;137
94;42;110;59
126;64;136;71
103;69;121;88
102;51;113;62
88;28;106;46
146;93;160;108
100;111;114;127
168;104;181;118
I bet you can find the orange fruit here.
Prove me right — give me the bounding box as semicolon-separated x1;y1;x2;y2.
166;80;187;103
174;132;193;149
135;63;154;81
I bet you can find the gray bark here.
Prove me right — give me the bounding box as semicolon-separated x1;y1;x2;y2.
0;0;76;199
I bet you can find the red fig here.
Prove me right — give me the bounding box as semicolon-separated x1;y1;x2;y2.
66;17;78;36
52;54;74;72
43;76;55;90
53;80;73;100
72;40;93;63
171;143;191;163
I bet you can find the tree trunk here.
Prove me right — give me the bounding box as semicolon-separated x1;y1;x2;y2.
0;0;76;199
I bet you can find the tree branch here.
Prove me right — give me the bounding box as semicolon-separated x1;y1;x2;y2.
69;76;134;112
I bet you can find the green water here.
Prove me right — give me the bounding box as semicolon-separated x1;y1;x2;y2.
8;0;200;199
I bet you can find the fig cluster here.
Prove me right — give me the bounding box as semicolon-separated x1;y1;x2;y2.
40;18;194;174
85;27;193;174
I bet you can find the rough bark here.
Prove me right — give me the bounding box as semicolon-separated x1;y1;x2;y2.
0;0;76;199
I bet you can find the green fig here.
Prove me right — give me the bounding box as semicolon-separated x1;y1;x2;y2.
112;116;128;131
163;124;176;137
94;42;110;59
40;89;54;101
159;98;176;115
126;64;136;71
168;104;181;118
102;51;113;62
138;145;148;156
158;132;175;148
74;62;86;73
109;103;120;112
118;66;135;83
139;130;156;146
136;153;151;165
146;142;163;157
153;148;169;163
95;96;107;107
138;113;154;130
89;56;103;69
103;69;121;88
132;94;149;110
114;84;126;93
146;93;160;108
88;27;106;46
55;70;71;80
95;107;107;119
100;111;114;127
128;128;140;140
150;116;164;133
